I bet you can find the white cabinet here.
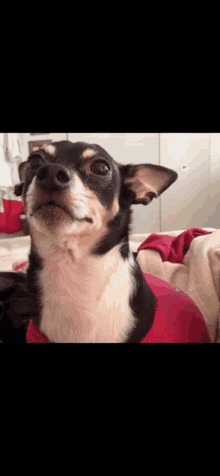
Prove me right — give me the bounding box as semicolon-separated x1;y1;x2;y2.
209;134;220;230
159;133;220;231
160;134;212;231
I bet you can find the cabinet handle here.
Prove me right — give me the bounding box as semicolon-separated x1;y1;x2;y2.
181;164;189;171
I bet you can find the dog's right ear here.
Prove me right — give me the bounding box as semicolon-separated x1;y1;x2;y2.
120;163;178;206
13;161;28;197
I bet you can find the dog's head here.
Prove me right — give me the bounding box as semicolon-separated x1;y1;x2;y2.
14;141;178;253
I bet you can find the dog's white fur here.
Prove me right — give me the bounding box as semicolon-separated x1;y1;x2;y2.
37;237;136;342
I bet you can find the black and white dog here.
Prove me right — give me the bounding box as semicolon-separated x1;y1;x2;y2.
14;141;177;342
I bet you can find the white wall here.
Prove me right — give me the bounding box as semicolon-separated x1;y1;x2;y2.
15;133;220;233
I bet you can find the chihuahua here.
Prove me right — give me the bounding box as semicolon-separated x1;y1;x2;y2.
14;141;178;343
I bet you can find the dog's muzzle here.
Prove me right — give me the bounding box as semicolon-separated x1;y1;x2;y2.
35;164;71;193
30;164;93;223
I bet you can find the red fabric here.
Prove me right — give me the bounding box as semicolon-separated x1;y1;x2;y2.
14;262;26;271
140;274;210;343
26;228;212;343
27;320;49;343
137;227;211;263
0;199;23;233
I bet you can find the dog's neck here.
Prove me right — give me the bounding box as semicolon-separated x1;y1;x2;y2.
32;231;136;343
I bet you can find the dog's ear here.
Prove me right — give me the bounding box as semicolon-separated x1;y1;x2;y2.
13;161;28;197
120;164;178;205
18;161;28;182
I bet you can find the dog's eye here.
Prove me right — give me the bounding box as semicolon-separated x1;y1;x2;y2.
91;161;110;176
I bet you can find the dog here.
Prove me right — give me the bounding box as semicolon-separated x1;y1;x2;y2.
14;140;178;343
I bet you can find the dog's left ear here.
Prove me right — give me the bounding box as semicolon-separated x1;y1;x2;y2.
120;164;178;205
13;161;28;197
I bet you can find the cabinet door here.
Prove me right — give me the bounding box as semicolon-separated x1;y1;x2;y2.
68;133;161;234
160;133;211;231
209;134;220;229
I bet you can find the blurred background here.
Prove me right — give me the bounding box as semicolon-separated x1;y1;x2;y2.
1;132;220;236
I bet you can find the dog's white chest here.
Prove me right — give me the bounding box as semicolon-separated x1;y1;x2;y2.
39;253;135;343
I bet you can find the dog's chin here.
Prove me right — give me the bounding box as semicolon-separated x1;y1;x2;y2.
31;202;74;220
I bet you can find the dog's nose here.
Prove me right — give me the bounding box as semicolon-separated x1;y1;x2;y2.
36;164;71;193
